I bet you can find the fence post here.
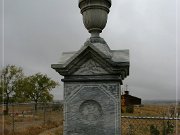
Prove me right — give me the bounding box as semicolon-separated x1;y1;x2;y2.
43;103;46;125
12;103;15;135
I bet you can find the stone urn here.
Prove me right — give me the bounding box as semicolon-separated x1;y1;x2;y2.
79;0;111;39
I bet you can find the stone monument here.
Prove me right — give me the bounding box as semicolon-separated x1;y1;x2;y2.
51;0;129;135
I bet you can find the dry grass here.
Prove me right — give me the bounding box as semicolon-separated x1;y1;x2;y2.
0;104;63;135
2;114;63;135
1;104;180;135
122;104;180;117
122;104;180;135
3;122;60;135
122;118;180;135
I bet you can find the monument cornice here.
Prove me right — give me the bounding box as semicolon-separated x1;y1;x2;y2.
51;43;129;79
62;74;122;82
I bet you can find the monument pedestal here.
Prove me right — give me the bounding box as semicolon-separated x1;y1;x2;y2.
52;1;130;134
52;42;129;135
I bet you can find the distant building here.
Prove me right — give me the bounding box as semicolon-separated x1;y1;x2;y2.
121;90;141;113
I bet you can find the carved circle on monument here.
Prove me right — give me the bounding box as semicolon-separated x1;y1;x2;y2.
79;100;103;123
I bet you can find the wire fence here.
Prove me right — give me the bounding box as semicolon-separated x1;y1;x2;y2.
1;102;63;135
1;103;180;135
121;104;180;135
121;116;180;135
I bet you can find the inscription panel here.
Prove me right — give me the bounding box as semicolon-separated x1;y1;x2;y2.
64;83;121;135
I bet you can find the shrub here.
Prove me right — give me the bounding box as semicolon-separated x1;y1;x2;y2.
126;105;134;113
52;104;63;111
150;125;160;135
162;121;175;135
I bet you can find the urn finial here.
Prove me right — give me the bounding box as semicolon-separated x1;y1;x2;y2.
79;0;111;43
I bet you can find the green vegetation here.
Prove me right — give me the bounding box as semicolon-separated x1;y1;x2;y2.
0;65;24;114
126;105;134;113
15;73;59;111
162;121;175;135
0;65;59;114
149;121;175;135
150;125;160;135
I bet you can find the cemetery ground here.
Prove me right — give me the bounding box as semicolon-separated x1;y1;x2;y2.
0;103;180;135
0;103;63;135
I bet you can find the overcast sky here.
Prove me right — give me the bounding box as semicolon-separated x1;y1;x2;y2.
1;0;180;100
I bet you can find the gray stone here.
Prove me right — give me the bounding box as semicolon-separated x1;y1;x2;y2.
52;41;129;135
51;0;130;134
79;0;111;38
63;82;120;135
52;43;129;79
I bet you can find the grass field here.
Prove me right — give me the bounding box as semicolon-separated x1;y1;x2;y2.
122;104;180;135
124;104;180;117
0;103;179;135
0;103;63;135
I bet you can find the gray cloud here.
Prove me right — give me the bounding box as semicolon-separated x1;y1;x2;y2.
1;0;179;100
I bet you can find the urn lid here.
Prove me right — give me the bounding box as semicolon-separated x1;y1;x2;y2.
79;0;111;3
79;0;111;6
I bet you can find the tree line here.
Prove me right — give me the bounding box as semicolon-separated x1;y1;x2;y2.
0;65;59;114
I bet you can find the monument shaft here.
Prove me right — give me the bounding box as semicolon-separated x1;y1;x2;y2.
63;81;121;135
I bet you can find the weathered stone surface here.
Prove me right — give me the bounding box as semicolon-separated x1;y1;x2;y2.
51;42;129;79
73;59;108;75
64;82;121;135
55;43;129;66
52;41;129;135
51;0;130;134
79;0;111;38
